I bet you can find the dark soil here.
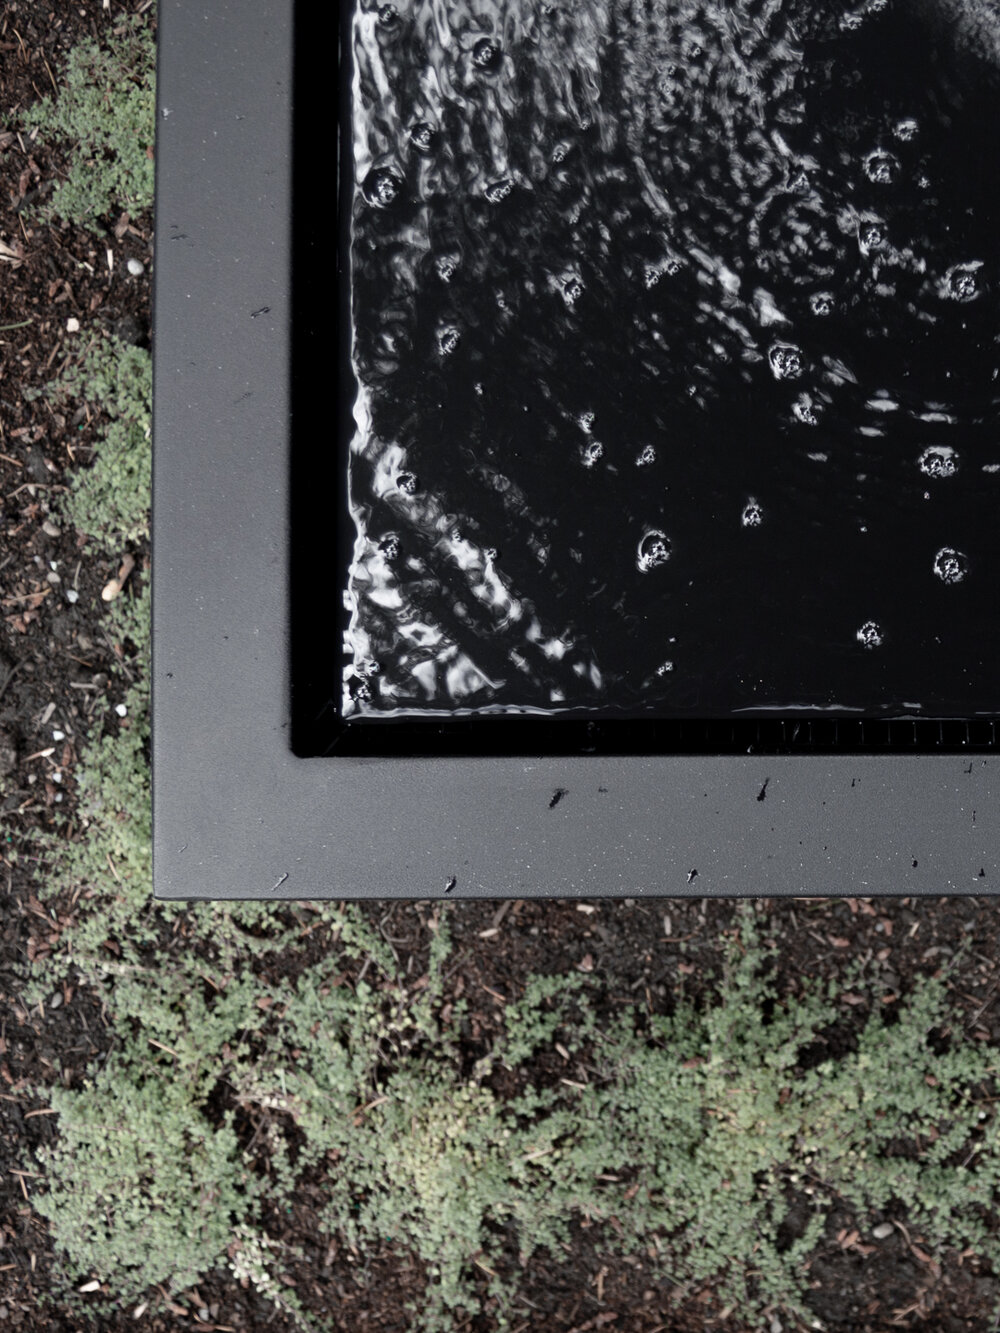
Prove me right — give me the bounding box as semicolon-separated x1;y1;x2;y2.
1;4;1000;1332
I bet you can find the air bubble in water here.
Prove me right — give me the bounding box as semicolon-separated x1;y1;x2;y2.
561;276;584;306
362;168;402;209
351;675;373;702
581;441;604;468
637;529;671;573
741;497;764;527
472;38;502;71
941;261;984;303
810;292;834;316
933;547;968;584
379;534;401;560
864;150;900;185
636;445;656;466
894;117;919;141
397;471;419;495
409;122;435;154
917;445;959;478
768;343;804;380
655;660;675;676
857;620;884;649
437;324;460;356
858;220;887;253
378;4;400;27
484;178;513;204
793;393;820;425
435;254;459;282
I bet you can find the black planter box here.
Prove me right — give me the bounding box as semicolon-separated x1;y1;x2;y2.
152;0;1000;901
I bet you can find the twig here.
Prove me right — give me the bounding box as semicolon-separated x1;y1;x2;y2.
40;52;58;95
148;1037;181;1060
967;978;1000;1031
0;661;21;705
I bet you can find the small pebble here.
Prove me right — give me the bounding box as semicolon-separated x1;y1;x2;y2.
65;317;79;333
127;257;145;276
52;730;65;741
65;589;79;604
49;992;62;1009
115;704;128;718
872;1222;894;1240
42;520;61;537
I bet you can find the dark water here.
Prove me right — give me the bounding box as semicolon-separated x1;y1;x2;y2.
344;0;1000;721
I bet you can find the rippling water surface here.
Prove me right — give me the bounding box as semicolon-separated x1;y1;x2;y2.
344;0;1000;720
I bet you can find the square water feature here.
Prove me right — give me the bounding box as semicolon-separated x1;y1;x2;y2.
152;0;1000;900
342;0;1000;734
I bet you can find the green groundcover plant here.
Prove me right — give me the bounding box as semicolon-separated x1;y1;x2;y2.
20;883;1000;1330
27;329;152;555
11;12;155;224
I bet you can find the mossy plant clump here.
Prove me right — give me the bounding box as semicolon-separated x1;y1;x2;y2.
34;330;153;555
29;889;1000;1332
12;12;155;225
279;905;1000;1330
29;1047;264;1311
19;327;154;966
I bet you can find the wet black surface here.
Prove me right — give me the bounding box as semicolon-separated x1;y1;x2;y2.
343;0;1000;723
